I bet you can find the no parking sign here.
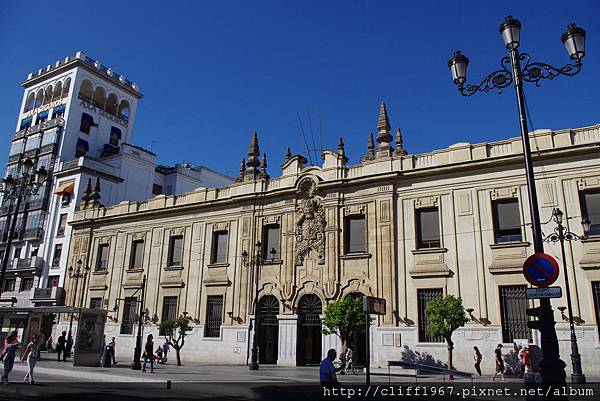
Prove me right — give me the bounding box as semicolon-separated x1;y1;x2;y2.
523;253;559;288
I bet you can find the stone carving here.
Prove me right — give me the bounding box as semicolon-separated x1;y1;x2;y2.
294;177;326;266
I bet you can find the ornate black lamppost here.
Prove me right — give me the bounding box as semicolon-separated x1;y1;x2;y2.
543;208;590;384
448;16;586;384
67;259;89;349
0;158;47;295
242;241;276;371
113;275;147;370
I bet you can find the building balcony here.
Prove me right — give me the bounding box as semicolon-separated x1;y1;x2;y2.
22;228;44;241
12;256;44;275
26;117;64;135
31;286;65;306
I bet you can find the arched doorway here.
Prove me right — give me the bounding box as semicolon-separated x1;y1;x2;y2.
257;295;279;364
296;294;322;365
347;293;367;365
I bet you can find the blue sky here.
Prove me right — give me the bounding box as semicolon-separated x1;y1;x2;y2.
1;1;598;177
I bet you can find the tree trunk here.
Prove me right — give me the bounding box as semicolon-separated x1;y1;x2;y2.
446;338;454;380
176;347;182;366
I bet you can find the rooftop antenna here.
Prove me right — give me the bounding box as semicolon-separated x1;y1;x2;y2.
307;108;317;163
297;112;314;165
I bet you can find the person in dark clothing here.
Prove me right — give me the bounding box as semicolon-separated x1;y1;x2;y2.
492;344;505;381
473;346;482;376
55;332;67;362
142;334;154;373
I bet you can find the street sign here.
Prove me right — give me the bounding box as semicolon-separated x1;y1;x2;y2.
362;296;386;315
523;253;559;288
526;286;562;299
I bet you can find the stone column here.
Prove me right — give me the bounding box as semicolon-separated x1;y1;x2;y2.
277;315;298;366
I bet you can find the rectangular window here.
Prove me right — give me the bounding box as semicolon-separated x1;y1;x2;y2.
13;247;22;259
499;285;532;343
47;275;60;288
416;207;441;249
19;117;32;130
263;225;281;260
211;231;228;264
51;244;62;268
41;128;59;147
152;184;163;195
129;240;144;270
204;295;223;338
345;215;366;254
417;288;444;342
20;277;34;292
167;236;183;267
109;127;121;146
492;199;522;243
9;139;24;156
75;138;89;158
24;134;41;152
96;244;109;271
80;113;94;134
90;297;102;309
581;191;600;236
160;296;178;335
57;214;68;236
3;279;15;292
120;297;137;335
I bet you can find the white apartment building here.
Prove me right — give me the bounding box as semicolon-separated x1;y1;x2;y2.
0;52;233;331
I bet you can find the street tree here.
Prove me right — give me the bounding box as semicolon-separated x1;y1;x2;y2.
424;295;468;379
159;314;193;366
322;295;369;361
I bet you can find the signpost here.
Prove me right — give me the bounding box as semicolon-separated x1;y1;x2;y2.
362;296;386;386
523;253;559;288
526;286;562;299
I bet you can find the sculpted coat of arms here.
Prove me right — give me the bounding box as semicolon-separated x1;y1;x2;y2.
294;177;326;266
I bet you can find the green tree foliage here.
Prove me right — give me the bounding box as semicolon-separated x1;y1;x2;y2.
322;295;370;358
159;315;193;366
425;295;468;378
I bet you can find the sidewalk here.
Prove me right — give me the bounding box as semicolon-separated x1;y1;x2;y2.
9;356;524;384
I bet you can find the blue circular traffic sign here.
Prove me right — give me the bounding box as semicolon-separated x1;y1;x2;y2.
523;253;559;288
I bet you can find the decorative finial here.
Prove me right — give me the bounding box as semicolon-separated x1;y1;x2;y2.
366;132;375;160
239;158;246;175
338;137;345;156
376;101;393;149
81;178;92;207
245;131;260;171
261;152;267;172
285;147;292;161
90;176;102;207
394;128;407;156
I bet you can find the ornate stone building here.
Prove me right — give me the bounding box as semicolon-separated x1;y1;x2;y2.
64;104;600;374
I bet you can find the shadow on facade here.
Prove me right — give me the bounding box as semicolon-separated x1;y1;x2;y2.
400;345;447;369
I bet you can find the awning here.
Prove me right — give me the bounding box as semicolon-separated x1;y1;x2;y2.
54;180;75;195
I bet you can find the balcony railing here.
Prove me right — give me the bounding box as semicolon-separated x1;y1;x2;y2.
22;228;44;240
12;256;44;274
78;94;129;122
31;287;65;306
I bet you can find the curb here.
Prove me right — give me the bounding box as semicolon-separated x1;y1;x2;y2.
10;363;165;383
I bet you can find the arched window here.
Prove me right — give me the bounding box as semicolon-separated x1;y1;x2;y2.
78;79;93;102
24;93;36;112
62;77;71;98
43;86;53;105
105;93;118;114
118;100;130;121
53;82;62;100
92;86;106;108
35;90;44;108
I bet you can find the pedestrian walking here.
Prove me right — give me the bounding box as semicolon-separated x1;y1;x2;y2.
142;334;154;373
472;346;482;376
55;331;67;362
108;337;117;365
492;344;505;381
155;346;164;364
520;346;532;374
21;334;41;384
1;331;20;384
162;339;169;364
319;348;340;390
45;336;54;353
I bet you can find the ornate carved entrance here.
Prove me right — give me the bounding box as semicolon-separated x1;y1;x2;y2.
257;295;279;364
296;294;322;365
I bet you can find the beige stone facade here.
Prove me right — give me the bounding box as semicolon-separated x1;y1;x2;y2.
63;112;600;375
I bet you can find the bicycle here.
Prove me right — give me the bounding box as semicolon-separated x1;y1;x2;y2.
334;357;360;375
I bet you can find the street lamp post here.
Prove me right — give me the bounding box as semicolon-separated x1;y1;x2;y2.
448;16;586;384
113;274;146;370
67;259;90;350
543;208;590;384
0;158;47;296
241;241;276;371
